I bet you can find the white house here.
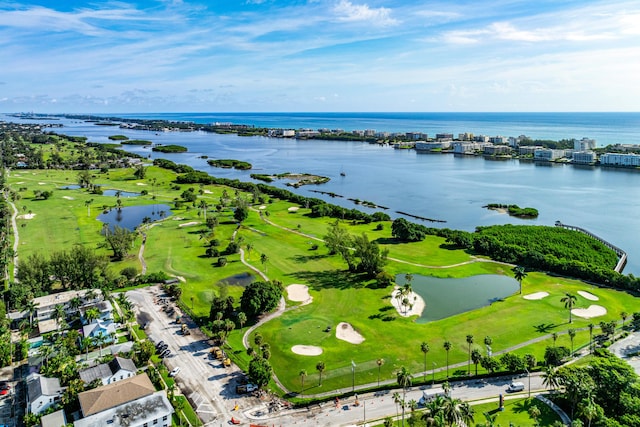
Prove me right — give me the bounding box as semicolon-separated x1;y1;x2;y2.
79;357;137;386
75;373;173;427
26;373;65;414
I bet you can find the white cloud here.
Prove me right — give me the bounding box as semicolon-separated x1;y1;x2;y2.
333;0;398;26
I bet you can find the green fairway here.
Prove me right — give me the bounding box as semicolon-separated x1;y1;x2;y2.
7;166;640;398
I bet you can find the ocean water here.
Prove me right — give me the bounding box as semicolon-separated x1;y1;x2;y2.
3;112;640;275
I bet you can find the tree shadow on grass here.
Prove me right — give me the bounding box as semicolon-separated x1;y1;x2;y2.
289;254;331;264
286;270;369;290
534;323;558;333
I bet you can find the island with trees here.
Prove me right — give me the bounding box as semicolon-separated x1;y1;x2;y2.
207;159;252;170
151;144;188;153
485;203;539;218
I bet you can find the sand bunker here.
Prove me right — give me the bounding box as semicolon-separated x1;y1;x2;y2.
287;206;299;212
287;284;312;305
291;345;323;356
203;190;212;194
391;287;425;317
18;213;36;220
523;291;549;300
578;291;599;301
258;205;267;210
62;196;74;200
572;305;607;319
178;221;199;227
136;183;147;186
336;322;365;344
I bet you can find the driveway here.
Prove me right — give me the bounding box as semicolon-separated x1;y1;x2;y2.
127;285;259;424
609;331;640;374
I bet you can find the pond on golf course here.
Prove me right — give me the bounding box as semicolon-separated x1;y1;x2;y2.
97;204;172;231
396;274;519;323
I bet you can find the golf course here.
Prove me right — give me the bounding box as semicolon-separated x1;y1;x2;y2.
6;160;639;398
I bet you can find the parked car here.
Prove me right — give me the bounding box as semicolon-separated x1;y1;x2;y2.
155;341;165;349
159;349;171;358
169;367;181;377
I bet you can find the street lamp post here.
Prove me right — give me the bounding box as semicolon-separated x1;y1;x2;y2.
432;362;436;386
525;368;531;398
351;360;356;393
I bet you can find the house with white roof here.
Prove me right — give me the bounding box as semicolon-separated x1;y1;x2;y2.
26;373;65;414
79;357;137;386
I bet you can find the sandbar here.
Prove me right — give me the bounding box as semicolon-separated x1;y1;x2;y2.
523;291;549;300
390;286;425;317
287;284;313;305
291;345;323;356
578;291;599;301
336;322;365;344
572;305;607;319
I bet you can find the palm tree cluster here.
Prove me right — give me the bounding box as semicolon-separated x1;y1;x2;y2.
394;273;416;315
422;394;475;427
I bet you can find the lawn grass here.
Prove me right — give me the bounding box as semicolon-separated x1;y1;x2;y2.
7;167;640;398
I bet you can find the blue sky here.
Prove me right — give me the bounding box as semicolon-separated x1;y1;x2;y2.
1;0;639;113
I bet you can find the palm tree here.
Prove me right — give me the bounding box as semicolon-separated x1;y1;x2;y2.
316;362;325;386
620;311;628;329
376;358;384;386
542;366;560;392
85;198;94;217
579;396;598;427
466;334;474;375
81;336;92;360
471;349;482;376
443;340;452;378
260;253;268;272
561;292;578;323
84;307;100;324
588;323;594;354
529;405;542;426
484;335;493;356
512;266;527;295
552;332;558;346
25;300;39;328
52;304;66;328
38;345;54;365
245;243;253;259
299;369;307;393
392;392;401;422
396;367;413;427
420;342;429;383
175;398;185;426
69;296;82;314
93;332;107;356
237;312;247;329
568;328;576;356
199;200;208;221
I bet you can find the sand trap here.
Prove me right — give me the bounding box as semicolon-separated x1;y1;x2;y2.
288;206;300;212
572;305;607;319
203;190;212;194
391;287;425;317
336;322;365;344
62;196;74;200
287;284;312;305
18;213;36;219
258;205;267;210
136;183;147;186
178;221;199;227
523;291;549;300
16;181;24;184
291;345;323;356
578;291;599;301
38;182;46;185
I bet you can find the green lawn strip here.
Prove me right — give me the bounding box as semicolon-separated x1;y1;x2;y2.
172;395;201;426
470;396;561;426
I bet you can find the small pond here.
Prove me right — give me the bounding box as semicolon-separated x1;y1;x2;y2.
216;272;255;287
60;184;81;190
396;274;519;323
97;204;172;231
102;189;141;197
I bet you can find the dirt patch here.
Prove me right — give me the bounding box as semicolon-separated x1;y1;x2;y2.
291;345;323;356
572;305;607;319
336;322;365;344
578;291;599;301
287;284;312;305
523;291;549;300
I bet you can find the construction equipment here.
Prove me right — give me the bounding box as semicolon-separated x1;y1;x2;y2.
223;357;231;367
181;324;190;335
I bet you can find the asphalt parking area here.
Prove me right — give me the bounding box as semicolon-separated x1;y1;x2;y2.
127;285;261;424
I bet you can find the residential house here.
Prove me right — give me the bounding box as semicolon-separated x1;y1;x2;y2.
26;373;65;414
41;410;67;427
83;319;117;344
79;357;137;386
75;373;173;427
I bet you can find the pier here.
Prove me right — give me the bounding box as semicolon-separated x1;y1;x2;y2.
555;221;627;273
